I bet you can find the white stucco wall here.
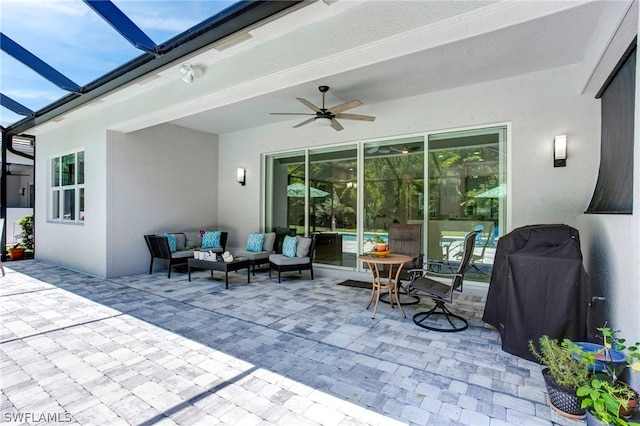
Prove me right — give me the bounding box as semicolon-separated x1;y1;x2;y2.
577;14;639;389
34;115;109;277
106;124;219;277
218;64;600;259
34;120;219;278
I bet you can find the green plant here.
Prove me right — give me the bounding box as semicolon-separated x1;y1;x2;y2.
16;214;34;250
574;326;640;426
577;379;638;426
600;326;640;376
529;336;590;390
365;233;385;244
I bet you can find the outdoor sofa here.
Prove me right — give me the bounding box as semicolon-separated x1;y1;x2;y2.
144;230;228;278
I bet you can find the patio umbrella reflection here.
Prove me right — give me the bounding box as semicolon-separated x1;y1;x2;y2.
475;183;506;198
287;182;329;232
287;182;329;198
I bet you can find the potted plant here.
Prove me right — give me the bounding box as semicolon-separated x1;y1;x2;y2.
529;336;590;419
16;214;34;251
578;379;638;426
7;242;26;260
8;214;34;261
365;234;387;252
575;326;640;426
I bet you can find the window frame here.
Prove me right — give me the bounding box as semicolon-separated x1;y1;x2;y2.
49;148;85;223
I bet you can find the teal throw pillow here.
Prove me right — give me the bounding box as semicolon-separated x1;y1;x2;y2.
201;231;222;249
246;233;265;252
163;233;177;253
282;235;298;258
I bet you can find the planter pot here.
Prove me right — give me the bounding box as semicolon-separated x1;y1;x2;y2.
619;382;638;418
7;247;25;260
583;382;638;425
585;410;606;426
574;342;626;374
542;368;585;419
375;243;388;252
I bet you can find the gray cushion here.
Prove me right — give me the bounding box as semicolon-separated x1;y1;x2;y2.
175;233;186;251
269;254;310;266
236;250;273;261
263;232;276;252
296;236;312;257
184;231;201;248
171;250;194;259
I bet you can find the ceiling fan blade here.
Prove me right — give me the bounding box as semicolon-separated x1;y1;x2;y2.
367;146;379;154
328;100;362;114
335;113;376;122
296;98;321;113
293;117;316;128
330;118;344;131
270;112;315;116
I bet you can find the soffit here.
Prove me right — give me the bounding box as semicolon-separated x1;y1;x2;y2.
28;0;630;136
169;0;613;134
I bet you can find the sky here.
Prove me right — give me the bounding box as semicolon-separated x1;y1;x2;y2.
0;0;237;128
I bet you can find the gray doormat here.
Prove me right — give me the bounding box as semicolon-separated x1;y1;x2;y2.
337;279;372;289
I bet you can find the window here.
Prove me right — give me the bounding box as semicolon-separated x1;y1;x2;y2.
50;150;84;222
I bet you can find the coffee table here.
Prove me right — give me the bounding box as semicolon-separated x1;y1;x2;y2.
188;257;250;289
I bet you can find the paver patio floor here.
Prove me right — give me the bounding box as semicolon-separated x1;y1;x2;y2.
0;260;581;426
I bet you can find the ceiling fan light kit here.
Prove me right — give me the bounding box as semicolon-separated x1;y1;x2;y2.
271;85;376;131
315;116;332;126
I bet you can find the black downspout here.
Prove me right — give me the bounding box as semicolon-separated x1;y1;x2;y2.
1;131;36;261
1;129;8;262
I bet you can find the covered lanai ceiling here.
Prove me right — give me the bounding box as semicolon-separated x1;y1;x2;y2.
5;0;638;137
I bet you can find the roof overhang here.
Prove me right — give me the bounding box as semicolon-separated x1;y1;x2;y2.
3;0;305;137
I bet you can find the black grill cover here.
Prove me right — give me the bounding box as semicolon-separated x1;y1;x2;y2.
482;224;588;362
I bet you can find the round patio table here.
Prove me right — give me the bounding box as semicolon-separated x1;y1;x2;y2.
357;253;411;319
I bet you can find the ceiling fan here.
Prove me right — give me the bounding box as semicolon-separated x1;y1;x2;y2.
270;85;375;131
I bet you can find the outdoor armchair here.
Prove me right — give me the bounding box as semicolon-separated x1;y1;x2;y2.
269;235;316;283
408;230;479;332
235;232;277;275
380;223;423;305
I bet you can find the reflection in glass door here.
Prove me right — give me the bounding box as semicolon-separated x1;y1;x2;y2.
308;145;358;268
363;137;424;253
427;126;506;282
264;151;306;252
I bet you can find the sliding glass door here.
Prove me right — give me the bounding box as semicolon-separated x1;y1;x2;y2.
427;126;506;282
264;146;359;267
264;151;306;251
308;145;358;267
362;137;424;252
264;126;506;279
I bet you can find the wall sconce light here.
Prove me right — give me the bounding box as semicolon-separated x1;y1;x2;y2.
237;168;246;186
554;135;567;167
